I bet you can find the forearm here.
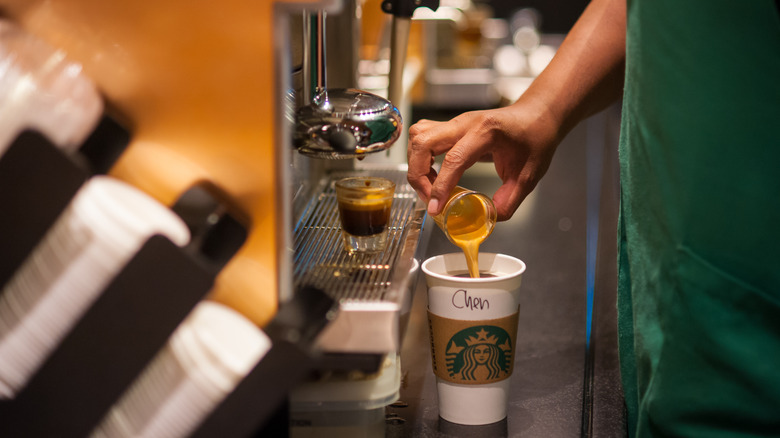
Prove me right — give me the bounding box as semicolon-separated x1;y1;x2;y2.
406;0;626;219
518;0;626;137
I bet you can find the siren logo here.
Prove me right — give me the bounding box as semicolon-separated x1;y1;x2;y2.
445;325;512;383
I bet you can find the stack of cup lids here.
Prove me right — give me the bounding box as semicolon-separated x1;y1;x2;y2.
0;19;103;156
0;175;191;398
92;300;272;438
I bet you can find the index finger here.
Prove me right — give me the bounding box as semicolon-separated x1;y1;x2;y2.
406;119;456;202
427;130;490;216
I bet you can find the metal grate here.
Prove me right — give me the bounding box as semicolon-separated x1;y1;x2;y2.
293;168;423;303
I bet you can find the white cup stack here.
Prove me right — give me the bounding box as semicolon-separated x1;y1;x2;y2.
0;18;103;156
0;175;191;398
92;300;272;438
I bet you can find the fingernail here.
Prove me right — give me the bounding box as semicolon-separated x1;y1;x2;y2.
427;198;439;216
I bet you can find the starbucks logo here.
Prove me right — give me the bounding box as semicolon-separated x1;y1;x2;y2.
445;325;512;382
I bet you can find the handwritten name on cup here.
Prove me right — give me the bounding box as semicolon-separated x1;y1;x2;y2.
428;286;519;385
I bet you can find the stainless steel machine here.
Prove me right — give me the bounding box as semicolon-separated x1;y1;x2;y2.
280;0;439;426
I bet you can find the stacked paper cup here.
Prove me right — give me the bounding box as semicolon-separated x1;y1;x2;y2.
0;176;191;398
0;19;103;155
92;300;272;438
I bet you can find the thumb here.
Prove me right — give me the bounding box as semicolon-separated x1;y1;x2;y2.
492;181;527;221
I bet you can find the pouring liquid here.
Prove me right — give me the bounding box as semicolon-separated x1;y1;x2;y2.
433;188;495;278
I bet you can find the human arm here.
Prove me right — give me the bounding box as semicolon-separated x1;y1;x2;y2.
407;0;627;221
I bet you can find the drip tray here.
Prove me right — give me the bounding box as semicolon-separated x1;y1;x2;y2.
293;166;428;353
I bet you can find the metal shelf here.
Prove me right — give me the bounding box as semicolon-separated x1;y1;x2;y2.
293;166;429;353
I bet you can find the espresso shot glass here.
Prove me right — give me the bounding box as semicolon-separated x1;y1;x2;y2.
334;176;395;254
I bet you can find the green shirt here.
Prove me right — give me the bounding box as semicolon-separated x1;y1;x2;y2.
618;1;780;436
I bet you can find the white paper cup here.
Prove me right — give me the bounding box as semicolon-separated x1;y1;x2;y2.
0;19;102;155
422;253;526;425
0;176;190;398
91;301;272;438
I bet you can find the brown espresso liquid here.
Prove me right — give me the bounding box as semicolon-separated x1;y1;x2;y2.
338;198;392;236
453;272;497;278
434;188;493;278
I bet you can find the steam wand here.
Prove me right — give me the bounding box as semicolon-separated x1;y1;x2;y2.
381;0;440;108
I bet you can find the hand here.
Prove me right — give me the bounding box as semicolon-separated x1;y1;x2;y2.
407;100;562;221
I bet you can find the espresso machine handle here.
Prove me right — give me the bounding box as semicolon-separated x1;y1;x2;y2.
381;0;440;107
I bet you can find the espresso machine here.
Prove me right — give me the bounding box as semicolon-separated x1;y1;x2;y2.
285;0;440;432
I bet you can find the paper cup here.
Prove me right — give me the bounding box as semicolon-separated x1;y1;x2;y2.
421;253;526;425
92;301;272;438
0;176;190;398
0;19;103;155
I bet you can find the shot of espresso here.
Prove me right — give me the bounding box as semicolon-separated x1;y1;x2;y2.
337;198;392;236
432;187;496;278
334;176;396;253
